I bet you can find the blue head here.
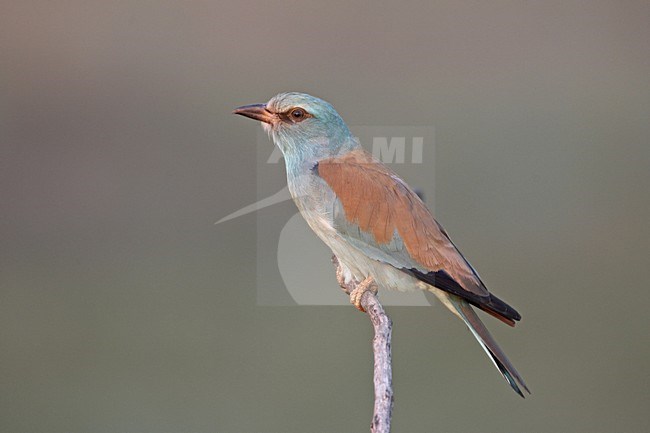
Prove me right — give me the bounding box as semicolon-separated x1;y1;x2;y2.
233;92;359;163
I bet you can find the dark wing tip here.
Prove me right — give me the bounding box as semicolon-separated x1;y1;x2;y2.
402;267;522;325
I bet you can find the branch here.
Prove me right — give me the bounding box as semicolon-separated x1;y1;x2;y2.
332;256;394;433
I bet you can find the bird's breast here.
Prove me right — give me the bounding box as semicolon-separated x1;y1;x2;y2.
287;171;337;236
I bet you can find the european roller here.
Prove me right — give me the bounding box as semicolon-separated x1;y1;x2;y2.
233;92;529;397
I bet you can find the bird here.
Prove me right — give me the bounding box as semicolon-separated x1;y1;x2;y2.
233;92;529;397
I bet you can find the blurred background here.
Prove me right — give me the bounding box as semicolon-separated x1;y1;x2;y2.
2;1;649;432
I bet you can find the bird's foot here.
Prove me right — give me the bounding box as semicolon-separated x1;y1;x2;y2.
333;255;354;293
349;276;378;313
332;255;378;311
335;260;347;291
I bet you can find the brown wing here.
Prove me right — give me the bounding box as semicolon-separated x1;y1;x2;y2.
315;149;520;325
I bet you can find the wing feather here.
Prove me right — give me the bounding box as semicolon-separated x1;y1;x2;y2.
314;149;520;325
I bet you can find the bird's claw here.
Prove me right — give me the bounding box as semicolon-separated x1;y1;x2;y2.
332;256;378;311
349;276;378;312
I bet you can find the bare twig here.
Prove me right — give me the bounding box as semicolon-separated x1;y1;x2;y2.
332;256;394;433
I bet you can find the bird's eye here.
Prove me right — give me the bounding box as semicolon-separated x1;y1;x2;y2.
290;108;305;120
280;107;310;124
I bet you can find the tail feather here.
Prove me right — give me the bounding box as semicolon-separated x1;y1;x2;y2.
455;300;530;397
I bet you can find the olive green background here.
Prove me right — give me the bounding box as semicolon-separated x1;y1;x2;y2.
2;1;649;432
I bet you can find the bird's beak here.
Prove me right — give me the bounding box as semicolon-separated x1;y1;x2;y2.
232;103;274;124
